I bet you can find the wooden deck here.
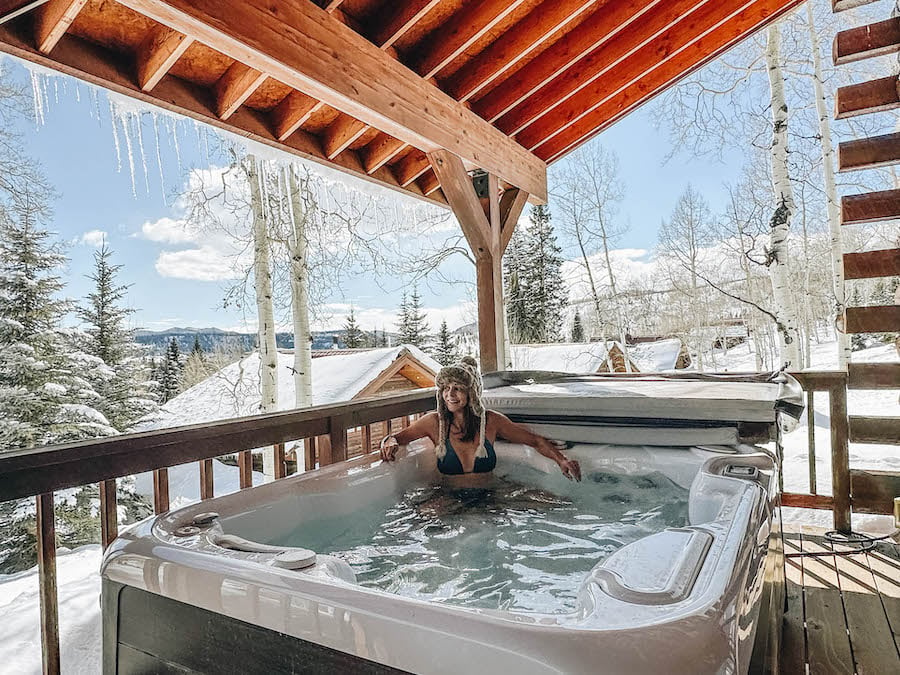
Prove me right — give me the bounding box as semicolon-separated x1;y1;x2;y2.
782;527;900;674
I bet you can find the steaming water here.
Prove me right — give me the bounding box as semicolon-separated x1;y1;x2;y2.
288;462;690;614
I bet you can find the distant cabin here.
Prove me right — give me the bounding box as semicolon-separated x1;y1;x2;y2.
627;338;691;371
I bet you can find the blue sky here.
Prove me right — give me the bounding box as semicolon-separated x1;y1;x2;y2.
10;57;746;332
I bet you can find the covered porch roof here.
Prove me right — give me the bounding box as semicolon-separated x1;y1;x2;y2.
0;0;803;207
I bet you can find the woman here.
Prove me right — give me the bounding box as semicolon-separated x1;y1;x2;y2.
380;356;581;481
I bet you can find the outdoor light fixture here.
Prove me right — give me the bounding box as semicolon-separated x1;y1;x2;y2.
471;169;489;198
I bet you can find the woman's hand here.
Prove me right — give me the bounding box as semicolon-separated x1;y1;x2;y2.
558;455;581;482
380;435;400;462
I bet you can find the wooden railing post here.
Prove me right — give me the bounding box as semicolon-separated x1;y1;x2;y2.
304;436;316;471
152;468;169;514
238;451;252;489
830;376;851;533
806;391;817;495
363;424;372;453
99;479;117;549
36;492;60;675
274;442;286;479
199;458;214;500
329;414;348;464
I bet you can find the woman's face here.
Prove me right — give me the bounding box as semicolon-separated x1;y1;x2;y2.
442;381;469;413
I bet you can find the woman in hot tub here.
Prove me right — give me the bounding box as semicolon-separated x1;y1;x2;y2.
380;356;581;482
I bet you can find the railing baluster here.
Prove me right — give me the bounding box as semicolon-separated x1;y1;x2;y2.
363;423;372;453
238;451;252;489
99;479;118;549
153;468;169;513
274;442;286;479
36;492;60;675
829;378;851;533
304;436;316;471
401;414;410;429
807;390;817;495
329;414;349;464
199;458;214;500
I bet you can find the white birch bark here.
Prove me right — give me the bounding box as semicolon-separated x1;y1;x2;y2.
765;24;801;369
247;155;278;478
806;3;850;369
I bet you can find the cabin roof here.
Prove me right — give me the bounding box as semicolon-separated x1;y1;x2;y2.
509;341;634;373
0;0;804;206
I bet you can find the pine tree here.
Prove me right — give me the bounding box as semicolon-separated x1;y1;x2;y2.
571;311;585;342
343;307;365;348
191;335;203;357
520;205;568;342
434;320;459;365
504;224;530;343
77;243;158;431
397;287;429;347
158;337;183;402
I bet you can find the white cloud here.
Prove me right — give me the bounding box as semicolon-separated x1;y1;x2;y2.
310;301;475;333
155;246;243;281
79;230;107;247
138;217;197;244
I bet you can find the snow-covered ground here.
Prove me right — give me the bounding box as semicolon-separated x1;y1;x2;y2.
1;338;897;673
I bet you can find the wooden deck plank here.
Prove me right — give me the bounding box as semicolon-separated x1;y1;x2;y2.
831;538;900;674
868;542;900;650
781;532;807;675
801;532;856;675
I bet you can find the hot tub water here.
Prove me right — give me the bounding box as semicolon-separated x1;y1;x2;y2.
280;462;690;614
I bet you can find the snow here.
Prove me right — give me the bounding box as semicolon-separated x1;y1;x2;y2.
509;341;629;372
628;338;684;372
1;338;896;673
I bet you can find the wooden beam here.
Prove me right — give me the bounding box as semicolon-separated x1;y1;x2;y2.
836;75;900;119
0;0;48;24
845;305;900;333
829;379;851;533
781;492;833;510
409;0;527;80
429;150;490;254
35;0;85;54
848;362;900;389
394;152;431;187
499;187;528;253
473;0;664;123
322;113;368;159
443;0;602;102
834;17;900;66
361;133;407;174
214;61;266;119
117;0;547;200
839;132;900;172
842;188;900;225
135;25;193;92
849;416;900;444
271;91;319;141
497;0;707;137
476;257;500;372
0;24;448;208
533;0;807;162
843;248;900;280
371;0;441;50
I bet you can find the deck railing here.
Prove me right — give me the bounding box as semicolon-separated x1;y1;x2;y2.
0;388;434;675
2;370;898;674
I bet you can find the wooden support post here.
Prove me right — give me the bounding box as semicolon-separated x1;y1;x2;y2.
363;423;372;453
475;256;499;371
304;436;316;471
329;415;348;464
199;458;214;500
273;442;286;479
36;492;60;675
152;468;169;513
829;379;851;533
99;479;118;549
806;391;816;495
238;450;252;489
317;434;333;466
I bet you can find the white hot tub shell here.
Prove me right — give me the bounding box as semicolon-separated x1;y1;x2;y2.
101;373;794;674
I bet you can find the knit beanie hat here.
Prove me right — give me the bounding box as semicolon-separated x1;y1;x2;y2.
434;355;487;460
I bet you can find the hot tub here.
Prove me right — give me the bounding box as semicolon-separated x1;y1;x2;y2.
101;373;797;674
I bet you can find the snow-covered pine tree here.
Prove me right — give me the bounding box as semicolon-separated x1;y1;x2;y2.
158;337;182;402
343;307;365;348
434;320;459;365
398;287;429;347
521;205;567;342
571;311;585;342
76;242;158;431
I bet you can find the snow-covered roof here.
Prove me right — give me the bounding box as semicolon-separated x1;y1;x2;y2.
509;342;628;373
137;345;440;432
628;338;685;372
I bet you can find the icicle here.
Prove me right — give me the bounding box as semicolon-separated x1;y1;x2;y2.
29;71;44;127
53;79;59;104
151;112;168;205
108;100;122;170
134;112;151;195
121;112;137;197
170;117;182;173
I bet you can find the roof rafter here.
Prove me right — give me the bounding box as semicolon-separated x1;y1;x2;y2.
371;0;442;50
35;0;86;53
115;0;546;199
136;24;193;91
214;61;267;119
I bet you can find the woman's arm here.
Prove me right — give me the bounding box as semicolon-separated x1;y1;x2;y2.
380;412;438;462
491;411;582;481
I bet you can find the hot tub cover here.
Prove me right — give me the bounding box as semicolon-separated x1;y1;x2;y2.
482;370;803;424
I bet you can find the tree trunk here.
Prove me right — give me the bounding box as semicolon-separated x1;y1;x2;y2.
765;24;801;369
806;3;849;369
247;155;278;479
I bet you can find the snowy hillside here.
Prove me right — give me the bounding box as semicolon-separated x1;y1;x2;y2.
1;338;897;674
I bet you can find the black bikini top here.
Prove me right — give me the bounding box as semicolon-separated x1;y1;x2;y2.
437;438;497;475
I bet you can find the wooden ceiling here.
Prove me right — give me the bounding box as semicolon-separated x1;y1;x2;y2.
0;0;804;206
